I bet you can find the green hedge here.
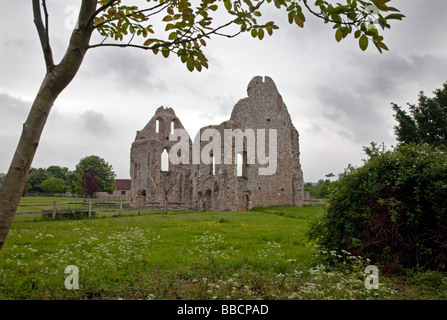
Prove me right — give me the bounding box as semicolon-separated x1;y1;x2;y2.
309;143;447;273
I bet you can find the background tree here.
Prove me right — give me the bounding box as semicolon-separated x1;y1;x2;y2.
75;155;116;194
65;171;81;194
40;178;67;194
79;170;102;197
392;82;447;148
304;173;335;199
0;0;404;251
46;166;70;182
26;168;53;194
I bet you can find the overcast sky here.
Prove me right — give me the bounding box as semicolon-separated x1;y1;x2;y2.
1;0;447;182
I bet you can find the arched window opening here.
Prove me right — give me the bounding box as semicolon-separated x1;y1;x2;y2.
156;119;160;133
171;121;175;134
161;148;169;171
211;155;216;176
237;153;243;177
237;152;247;177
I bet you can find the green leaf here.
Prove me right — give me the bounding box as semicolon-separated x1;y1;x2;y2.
332;6;346;14
162;15;173;22
371;0;391;5
385;13;405;20
165;23;176;31
371;1;389;11
376;40;389;51
143;38;156;46
373;41;383;54
333;23;341;30
330;13;342;23
258;28;264;40
288;11;295;24
195;60;202;72
224;0;232;11
386;6;401;12
186;58;195;72
376;4;388;11
359;35;369;51
161;47;170;58
335;28;343;42
168;31;177;40
294;15;304;28
251;28;258;38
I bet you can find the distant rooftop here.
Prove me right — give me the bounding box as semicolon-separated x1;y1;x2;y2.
115;179;131;190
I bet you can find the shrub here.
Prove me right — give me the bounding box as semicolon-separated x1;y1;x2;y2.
41;209;96;221
309;143;447;273
40;177;66;193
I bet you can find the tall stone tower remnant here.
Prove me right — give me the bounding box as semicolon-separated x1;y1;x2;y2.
130;76;304;211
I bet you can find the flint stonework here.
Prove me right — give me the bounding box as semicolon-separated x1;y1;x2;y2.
130;76;304;211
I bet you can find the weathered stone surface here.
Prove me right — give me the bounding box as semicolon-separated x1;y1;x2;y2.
130;76;304;210
130;106;193;204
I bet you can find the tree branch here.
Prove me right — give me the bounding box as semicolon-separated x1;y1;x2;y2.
89;19;238;51
32;0;55;71
94;2;171;29
302;0;362;26
88;43;154;50
87;0;119;28
42;0;50;43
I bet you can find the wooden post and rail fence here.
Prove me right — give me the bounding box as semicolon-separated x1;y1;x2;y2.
16;199;204;220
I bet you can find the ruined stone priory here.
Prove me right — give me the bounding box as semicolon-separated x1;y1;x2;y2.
130;76;305;211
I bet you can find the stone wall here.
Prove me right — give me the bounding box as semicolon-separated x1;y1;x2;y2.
130;106;193;204
130;76;304;211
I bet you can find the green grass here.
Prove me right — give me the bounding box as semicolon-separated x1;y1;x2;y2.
1;197;446;300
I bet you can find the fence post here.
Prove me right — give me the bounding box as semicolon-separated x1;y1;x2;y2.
119;201;123;216
138;201;141;215
163;200;167;215
52;201;57;220
88;199;92;219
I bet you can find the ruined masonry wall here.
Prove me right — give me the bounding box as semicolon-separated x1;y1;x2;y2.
130;76;304;211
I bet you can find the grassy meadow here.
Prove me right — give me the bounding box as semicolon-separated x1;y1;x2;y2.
1;197;446;300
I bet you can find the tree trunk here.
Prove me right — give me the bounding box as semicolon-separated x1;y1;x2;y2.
0;0;97;252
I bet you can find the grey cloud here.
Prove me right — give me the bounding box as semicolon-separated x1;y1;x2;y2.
198;111;217;123
316;52;447;145
316;85;393;144
0;93;30;118
0;94;31;173
82;48;167;92
80;110;110;135
352;53;447;95
216;94;238;117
